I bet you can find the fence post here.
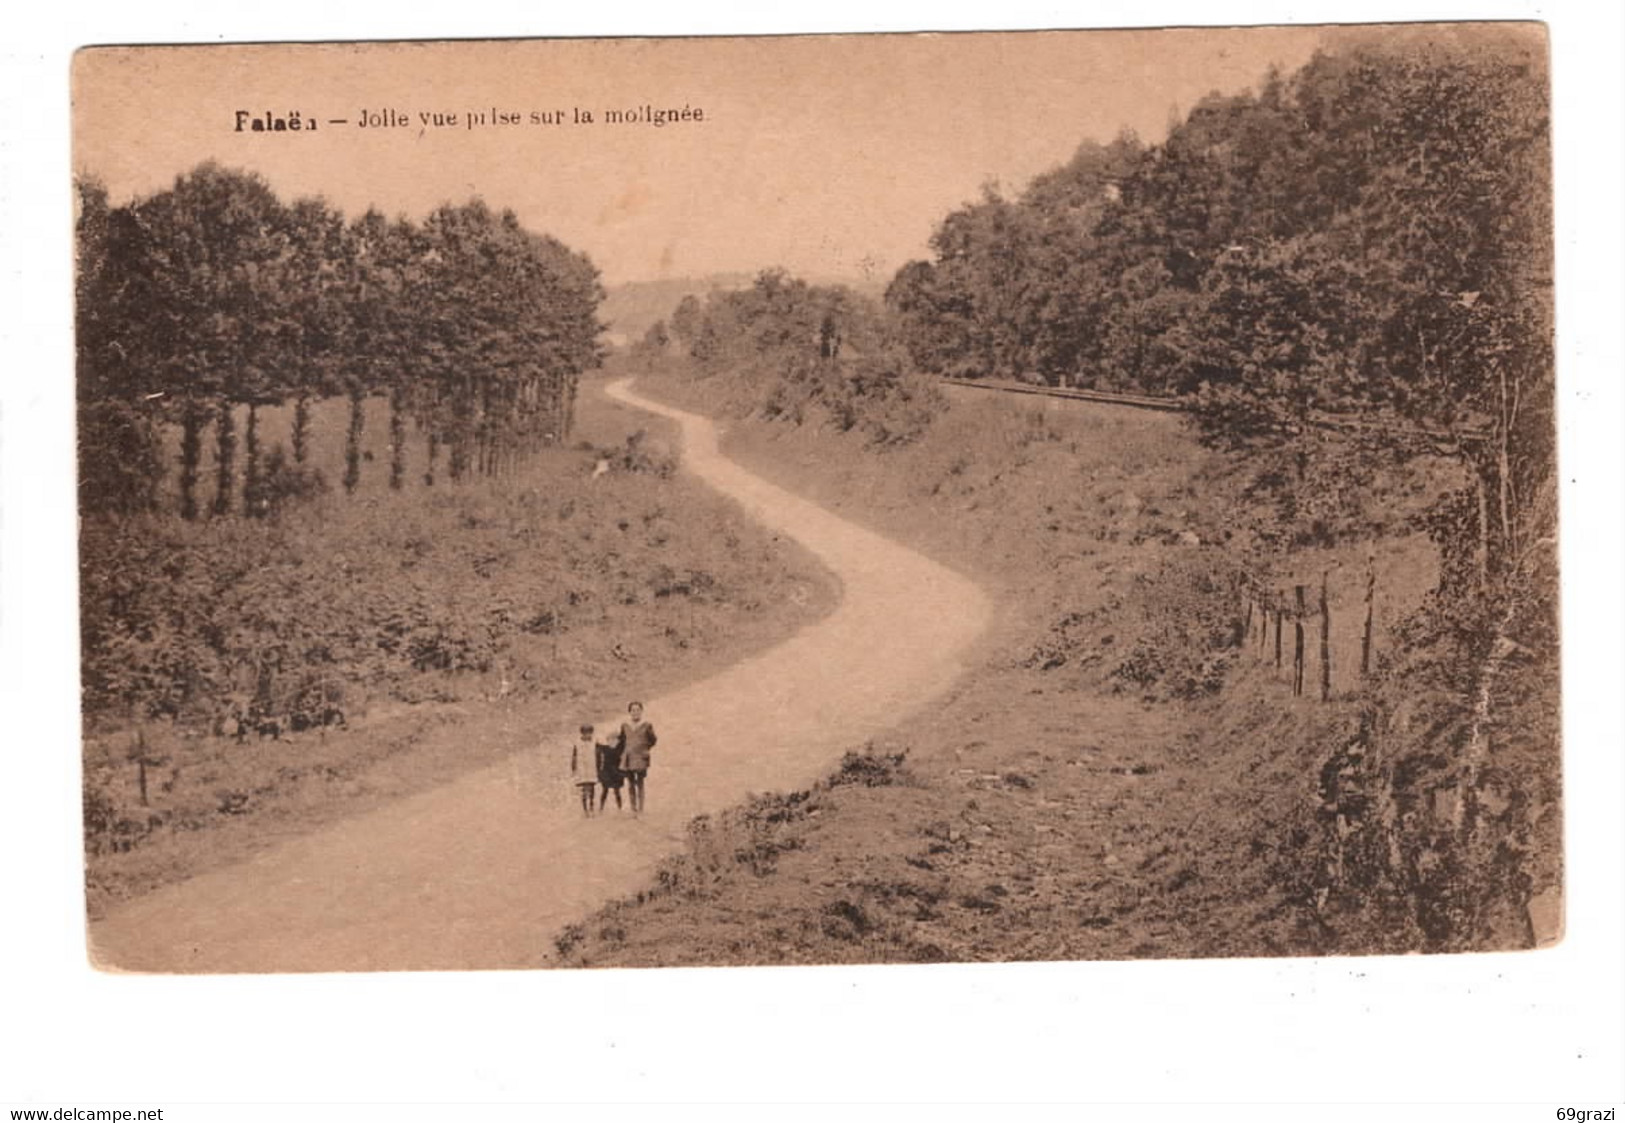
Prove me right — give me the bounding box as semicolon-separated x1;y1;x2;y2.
128;726;157;808
1273;607;1283;670
1293;585;1306;696
1361;558;1376;678
1319;571;1332;702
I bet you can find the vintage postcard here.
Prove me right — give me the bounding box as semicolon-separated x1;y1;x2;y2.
72;24;1558;974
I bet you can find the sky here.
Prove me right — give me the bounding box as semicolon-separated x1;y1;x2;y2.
72;28;1330;287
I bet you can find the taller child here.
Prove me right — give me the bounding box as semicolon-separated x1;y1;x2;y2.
616;700;657;814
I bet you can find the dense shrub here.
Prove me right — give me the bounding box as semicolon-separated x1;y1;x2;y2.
78;447;766;727
79;401;165;515
1109;554;1247;700
656;270;948;447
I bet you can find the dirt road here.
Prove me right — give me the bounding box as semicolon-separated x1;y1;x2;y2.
89;380;992;972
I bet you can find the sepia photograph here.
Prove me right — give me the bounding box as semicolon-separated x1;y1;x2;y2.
3;1;1621;1114
68;24;1564;977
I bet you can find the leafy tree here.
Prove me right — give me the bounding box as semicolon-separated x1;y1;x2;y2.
669;295;704;352
348;210;420;489
281;197;352;472
76;176;166;515
674;269;942;444
98;164;294;518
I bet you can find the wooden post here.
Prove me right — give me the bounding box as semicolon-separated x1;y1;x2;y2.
1473;467;1490;591
1293;586;1306;697
1361;559;1376;678
1319;571;1332;703
1274;608;1283;670
1245;599;1254;647
132;728;149;807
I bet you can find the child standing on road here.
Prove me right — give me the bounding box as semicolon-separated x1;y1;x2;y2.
596;731;625;812
571;724;599;817
616;701;657;814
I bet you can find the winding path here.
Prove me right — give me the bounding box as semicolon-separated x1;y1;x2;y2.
89;380;992;972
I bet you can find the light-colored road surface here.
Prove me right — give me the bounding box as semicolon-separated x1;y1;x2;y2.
89;380;991;972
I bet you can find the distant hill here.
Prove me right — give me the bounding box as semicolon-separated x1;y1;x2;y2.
601;271;891;348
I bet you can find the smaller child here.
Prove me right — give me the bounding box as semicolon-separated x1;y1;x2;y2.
571;724;599;817
596;733;625;812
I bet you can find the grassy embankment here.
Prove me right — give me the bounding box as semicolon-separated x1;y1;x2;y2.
81;380;838;918
555;364;1463;967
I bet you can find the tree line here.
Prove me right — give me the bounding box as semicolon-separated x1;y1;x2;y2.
636;36;1551;600
76;162;605;518
876;30;1554;951
883;32;1551;590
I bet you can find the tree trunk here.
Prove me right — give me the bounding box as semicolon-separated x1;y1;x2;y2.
1496;364;1518;568
449;375;470;482
243;402;262;518
1473;462;1491;591
525;376;540;454
178;399;204;520
449;432;466;481
501;380;517;474
1361;559;1376;677
481;378;495;477
344;386;364;494
473;381;487;478
1453;598;1519;834
389;384;407;490
1293;585;1306;697
1319;572;1332;702
212;399;236;517
563;371;579;440
292;392;313;465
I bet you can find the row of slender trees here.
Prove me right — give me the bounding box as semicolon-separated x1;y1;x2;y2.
76;162;605;517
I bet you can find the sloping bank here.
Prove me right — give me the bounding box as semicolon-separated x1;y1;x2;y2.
557;371;1489;967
